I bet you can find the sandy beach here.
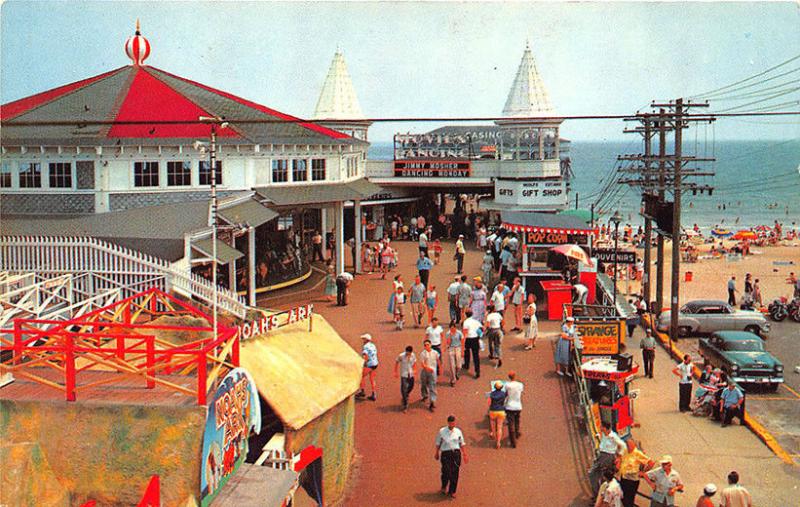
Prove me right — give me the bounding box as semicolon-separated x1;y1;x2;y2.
610;238;800;308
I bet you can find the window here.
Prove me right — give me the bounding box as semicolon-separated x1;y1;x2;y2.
0;163;11;188
199;161;222;186
292;159;308;182
167;161;191;186
272;159;288;182
311;159;326;181
48;162;72;188
134;161;159;187
277;216;293;231
346;157;358;178
19;163;41;188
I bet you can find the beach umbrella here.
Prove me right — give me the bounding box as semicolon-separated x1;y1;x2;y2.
711;228;733;238
753;225;771;232
733;230;757;240
550;244;592;266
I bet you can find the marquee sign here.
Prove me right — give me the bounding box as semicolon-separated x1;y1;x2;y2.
525;231;589;246
200;368;261;507
593;249;637;265
238;304;313;341
576;320;624;356
393;160;471;178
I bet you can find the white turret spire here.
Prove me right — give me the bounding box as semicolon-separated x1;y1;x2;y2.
502;42;554;117
313;49;364;120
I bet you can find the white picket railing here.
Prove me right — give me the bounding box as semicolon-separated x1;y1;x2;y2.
0;236;247;318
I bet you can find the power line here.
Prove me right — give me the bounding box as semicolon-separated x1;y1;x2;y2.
689;53;800;99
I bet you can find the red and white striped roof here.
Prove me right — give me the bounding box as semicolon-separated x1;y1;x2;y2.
503;223;597;236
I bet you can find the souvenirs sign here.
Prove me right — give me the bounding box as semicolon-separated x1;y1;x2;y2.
238;304;313;341
593;249;636;265
576;319;624;356
393;160;471;178
200;368;261;507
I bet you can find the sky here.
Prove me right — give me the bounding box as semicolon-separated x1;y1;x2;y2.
2;1;799;142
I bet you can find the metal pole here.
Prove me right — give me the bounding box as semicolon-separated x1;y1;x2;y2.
669;99;684;344
655;108;667;315
613;221;619;310
575;192;579;210
642;116;653;307
210;125;218;341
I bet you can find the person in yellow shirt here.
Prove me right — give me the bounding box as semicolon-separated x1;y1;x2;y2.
616;439;655;507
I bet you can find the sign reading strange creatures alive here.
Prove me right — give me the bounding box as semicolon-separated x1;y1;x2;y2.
576;320;624;356
200;368;261;507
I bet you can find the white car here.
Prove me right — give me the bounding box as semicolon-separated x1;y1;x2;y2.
657;299;770;338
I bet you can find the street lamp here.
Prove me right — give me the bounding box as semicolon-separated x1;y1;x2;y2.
610;210;623;313
196;116;229;341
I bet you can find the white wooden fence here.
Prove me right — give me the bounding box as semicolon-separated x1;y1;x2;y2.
0;236;247;318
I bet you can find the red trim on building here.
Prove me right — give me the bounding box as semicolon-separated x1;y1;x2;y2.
0;67;126;121
149;66;352;140
108;67;240;139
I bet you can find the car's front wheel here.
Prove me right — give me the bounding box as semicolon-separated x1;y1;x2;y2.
744;325;762;337
678;326;692;338
768;383;780;393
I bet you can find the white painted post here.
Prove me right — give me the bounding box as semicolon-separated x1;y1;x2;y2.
320;206;328;260
354;199;362;273
248;226;257;306
335;201;345;275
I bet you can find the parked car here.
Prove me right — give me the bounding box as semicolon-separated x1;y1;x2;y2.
699;331;784;391
657;299;770;337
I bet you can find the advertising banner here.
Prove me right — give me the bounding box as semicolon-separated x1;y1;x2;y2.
200;368;261;507
526;230;589;246
576;320;624;356
393;160;471;178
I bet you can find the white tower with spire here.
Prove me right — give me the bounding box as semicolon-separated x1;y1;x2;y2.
313;49;371;140
496;41;563;162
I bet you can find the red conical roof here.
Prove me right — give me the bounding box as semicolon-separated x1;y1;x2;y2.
2;66;354;145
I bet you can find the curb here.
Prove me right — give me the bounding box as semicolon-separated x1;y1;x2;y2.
642;315;796;467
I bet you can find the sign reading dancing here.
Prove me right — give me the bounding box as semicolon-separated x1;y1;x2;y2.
393;160;471;178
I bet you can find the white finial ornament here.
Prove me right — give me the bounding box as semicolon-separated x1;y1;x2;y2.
125;19;151;66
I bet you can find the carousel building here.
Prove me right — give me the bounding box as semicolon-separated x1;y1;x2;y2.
0;24;378;304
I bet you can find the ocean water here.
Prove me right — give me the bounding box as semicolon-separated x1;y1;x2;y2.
368;139;800;231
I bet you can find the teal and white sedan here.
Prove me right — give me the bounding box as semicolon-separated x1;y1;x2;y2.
699;331;784;391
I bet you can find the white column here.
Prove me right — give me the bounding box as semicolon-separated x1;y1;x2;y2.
554;127;561;160
538;127;545;160
320;207;328;260
335;201;345;275
228;258;237;293
354;199;362;273
248;226;256;306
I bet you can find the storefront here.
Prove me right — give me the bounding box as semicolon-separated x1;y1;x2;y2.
500;211;596;316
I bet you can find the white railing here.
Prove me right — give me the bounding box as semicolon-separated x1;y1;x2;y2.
0;236;247;318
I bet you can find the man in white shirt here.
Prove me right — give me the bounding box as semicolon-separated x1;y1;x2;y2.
490;281;508;315
588;421;626;496
454;234;466;274
447;276;461;324
573;283;589;305
484;305;504;368
504;371;524;448
394;345;417;412
672;354;694;412
435;415;469;499
426;317;444;371
461;310;483;379
419;229;429;256
419;340;441;412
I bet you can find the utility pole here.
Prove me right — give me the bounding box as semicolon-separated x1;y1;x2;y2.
617;102;715;342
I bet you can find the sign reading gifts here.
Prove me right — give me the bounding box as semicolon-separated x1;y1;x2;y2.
494;179;568;208
576;319;624;356
238;304;313;341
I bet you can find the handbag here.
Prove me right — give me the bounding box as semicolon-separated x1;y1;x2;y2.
523;316;532;324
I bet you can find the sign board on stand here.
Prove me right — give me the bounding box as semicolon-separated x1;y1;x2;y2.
200;368;262;507
593;249;637;265
494;179;568;208
575;320;625;356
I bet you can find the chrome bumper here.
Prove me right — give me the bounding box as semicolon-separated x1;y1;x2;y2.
731;376;783;384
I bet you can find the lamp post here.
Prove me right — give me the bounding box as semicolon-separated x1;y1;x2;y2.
197;116;228;341
610;210;623;313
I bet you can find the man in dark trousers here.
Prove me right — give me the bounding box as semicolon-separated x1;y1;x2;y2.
336;271;353;306
416;251;433;289
640;328;656;379
727;275;737;306
461;310;482;379
435;415;469;499
672;354;694;412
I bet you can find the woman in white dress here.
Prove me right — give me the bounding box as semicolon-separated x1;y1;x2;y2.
524;293;538;350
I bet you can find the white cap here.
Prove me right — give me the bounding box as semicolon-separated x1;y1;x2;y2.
703;483;717;495
360;333;372;341
566;316;575;322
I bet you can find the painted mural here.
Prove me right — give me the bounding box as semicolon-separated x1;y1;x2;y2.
200;368;261;507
